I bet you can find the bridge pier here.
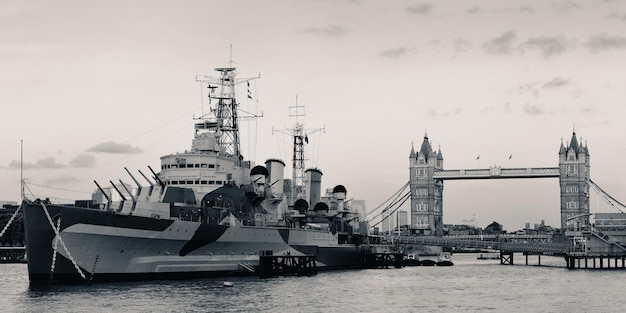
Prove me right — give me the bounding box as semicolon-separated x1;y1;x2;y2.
565;255;626;269
500;251;514;265
524;253;541;266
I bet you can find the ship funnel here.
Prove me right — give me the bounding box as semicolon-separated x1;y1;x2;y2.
294;199;309;215
305;168;323;209
250;165;269;195
265;159;285;198
332;185;347;200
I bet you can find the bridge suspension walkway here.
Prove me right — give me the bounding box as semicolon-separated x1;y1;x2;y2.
388;235;570;255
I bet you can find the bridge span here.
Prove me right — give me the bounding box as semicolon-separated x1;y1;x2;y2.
434;167;560;180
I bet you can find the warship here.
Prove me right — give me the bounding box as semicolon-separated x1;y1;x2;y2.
22;63;376;284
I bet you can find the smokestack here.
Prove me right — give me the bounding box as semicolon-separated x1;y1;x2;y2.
305;168;323;208
265;159;285;198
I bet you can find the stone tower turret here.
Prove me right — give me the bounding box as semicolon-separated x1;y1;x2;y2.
409;133;444;235
558;130;590;229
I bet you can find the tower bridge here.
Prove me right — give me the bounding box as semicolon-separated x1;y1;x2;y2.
408;129;590;236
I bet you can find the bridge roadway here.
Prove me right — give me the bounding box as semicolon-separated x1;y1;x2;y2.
433;166;560;180
387;235;570;255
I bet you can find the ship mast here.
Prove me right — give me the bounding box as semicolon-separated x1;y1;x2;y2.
274;98;324;204
195;55;258;160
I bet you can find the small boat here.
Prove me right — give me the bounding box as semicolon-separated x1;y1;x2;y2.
477;253;499;260
436;252;453;266
403;253;421;266
421;259;436;266
223;281;234;287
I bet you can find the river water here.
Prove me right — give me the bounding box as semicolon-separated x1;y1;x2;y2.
1;253;625;312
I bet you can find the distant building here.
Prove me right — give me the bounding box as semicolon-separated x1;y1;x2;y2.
484;221;504;234
445;224;480;236
1;201;18;209
381;216;393;234
351;199;367;220
397;210;408;227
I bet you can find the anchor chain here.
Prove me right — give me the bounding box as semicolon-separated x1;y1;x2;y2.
39;201;88;282
90;255;99;282
49;217;61;280
0;204;22;238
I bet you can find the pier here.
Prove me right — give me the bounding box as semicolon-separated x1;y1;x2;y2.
0;247;26;263
256;251;317;278
363;253;404;269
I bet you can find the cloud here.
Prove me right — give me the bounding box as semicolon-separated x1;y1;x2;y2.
551;0;581;13
87;141;143;154
523;103;548;115
380;46;414;59
406;3;433;15
0;2;45;17
483;30;518;54
522;35;574;58
517;82;540;98
586;33;626;52
495;6;536;14
514;77;573;99
427;108;464;118
543;77;571;90
69;154;96;168
465;6;482;14
515;6;535;13
9;157;64;169
454;38;472;54
298;24;348;37
607;12;626;20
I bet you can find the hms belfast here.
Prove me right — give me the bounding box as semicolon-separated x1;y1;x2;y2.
22;62;376;284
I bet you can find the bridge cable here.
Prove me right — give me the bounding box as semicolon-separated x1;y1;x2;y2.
370;191;411;228
589;179;626;213
365;182;409;219
368;188;410;222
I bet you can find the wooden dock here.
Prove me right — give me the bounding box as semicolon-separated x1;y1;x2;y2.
256;251;317;277
0;247;26;263
363;253;404;269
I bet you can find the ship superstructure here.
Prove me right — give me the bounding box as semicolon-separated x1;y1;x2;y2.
159;65;260;205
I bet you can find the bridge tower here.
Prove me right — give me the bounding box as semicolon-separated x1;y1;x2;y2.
409;133;444;235
558;130;590;229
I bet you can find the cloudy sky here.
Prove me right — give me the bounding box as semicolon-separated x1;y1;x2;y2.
1;0;625;230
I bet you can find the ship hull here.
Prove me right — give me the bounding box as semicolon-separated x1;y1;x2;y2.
23;202;368;284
